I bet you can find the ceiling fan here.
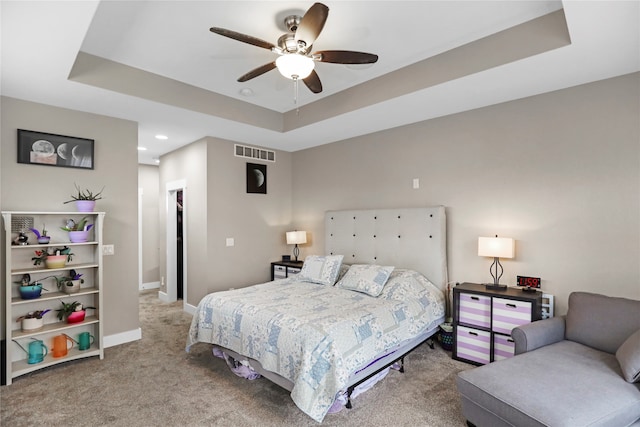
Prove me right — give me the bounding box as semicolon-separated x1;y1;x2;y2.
210;2;378;96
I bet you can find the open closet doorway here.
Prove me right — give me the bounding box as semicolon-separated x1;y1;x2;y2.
163;180;187;305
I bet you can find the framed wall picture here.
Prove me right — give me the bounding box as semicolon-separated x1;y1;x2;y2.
17;129;94;170
246;162;267;194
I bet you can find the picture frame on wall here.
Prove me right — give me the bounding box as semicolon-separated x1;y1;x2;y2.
246;162;267;194
17;129;94;170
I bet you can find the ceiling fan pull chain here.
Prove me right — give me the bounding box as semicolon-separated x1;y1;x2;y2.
293;75;300;114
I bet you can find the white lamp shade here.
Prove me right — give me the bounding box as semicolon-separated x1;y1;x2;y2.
276;54;315;80
478;236;514;259
286;231;307;245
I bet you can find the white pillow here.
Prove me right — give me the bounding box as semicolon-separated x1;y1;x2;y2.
336;264;395;297
298;255;344;286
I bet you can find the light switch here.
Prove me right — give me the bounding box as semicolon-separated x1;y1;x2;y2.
412;178;420;189
102;244;114;256
226;238;234;247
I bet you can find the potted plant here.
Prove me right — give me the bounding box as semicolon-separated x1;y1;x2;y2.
32;246;74;268
60;217;93;243
63;183;104;212
54;269;84;294
56;300;95;324
29;224;50;244
16;274;50;300
17;309;50;331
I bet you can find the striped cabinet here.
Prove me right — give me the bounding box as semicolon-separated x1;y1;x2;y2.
453;283;542;365
270;260;303;281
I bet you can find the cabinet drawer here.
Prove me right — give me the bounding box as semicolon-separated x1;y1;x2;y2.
493;334;515;361
288;267;301;276
458;293;491;328
273;265;287;279
492;298;533;334
456;326;491;365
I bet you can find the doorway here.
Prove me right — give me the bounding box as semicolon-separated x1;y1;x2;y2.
163;180;187;305
176;189;183;300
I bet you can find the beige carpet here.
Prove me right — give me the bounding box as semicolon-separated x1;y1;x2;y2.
1;291;472;426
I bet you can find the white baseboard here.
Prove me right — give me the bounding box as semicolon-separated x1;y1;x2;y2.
158;290;169;302
184;303;197;315
140;281;160;291
104;327;142;348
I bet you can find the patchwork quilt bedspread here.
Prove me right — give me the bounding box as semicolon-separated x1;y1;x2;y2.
186;269;445;422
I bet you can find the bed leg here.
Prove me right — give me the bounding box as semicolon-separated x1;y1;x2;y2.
399;356;405;373
427;338;435;349
346;388;354;409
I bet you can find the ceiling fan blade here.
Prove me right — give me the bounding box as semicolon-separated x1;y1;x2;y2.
315;50;379;64
210;27;276;51
237;62;277;82
295;3;329;49
302;70;323;94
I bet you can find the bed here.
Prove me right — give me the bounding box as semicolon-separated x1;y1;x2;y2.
186;207;448;422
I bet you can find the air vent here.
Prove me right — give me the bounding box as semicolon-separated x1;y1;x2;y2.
234;144;276;162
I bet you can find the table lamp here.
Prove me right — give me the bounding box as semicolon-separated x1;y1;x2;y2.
478;235;514;290
286;231;307;262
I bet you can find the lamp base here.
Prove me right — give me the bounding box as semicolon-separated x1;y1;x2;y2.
484;283;507;291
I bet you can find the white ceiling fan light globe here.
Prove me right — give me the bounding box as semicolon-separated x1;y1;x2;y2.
276;54;315;79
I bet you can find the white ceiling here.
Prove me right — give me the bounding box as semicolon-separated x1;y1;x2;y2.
2;1;639;165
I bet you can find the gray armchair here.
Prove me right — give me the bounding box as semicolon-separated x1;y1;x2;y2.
457;292;640;427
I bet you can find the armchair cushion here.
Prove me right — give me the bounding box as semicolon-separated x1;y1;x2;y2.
617;328;640;383
565;292;640;354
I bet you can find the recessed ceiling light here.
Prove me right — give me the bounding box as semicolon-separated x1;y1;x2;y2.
240;88;254;97
154;158;160;164
155;134;168;140
137;146;147;151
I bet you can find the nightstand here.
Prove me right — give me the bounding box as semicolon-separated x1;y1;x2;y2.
453;282;543;365
270;260;304;281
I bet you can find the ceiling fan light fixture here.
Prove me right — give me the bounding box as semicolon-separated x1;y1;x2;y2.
276;54;314;80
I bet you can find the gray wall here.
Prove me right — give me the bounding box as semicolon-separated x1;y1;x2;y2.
1;96;140;339
159;137;293;307
138;164;160;286
291;73;640;316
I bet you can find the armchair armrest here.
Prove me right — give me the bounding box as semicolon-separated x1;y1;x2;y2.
512;316;566;355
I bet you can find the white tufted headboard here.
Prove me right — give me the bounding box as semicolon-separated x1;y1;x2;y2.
325;206;448;291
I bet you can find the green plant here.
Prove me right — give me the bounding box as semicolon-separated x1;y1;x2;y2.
63;183;104;204
55;300;95;321
54;269;84;290
31;246;74;266
15;273;53;290
29;224;48;238
16;309;50;322
60;217;92;232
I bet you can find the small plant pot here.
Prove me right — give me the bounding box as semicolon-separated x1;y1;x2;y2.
75;200;95;212
68;230;89;243
63;280;82;294
37;236;51;244
67;310;85;324
19;285;43;300
45;255;67;269
22;317;44;331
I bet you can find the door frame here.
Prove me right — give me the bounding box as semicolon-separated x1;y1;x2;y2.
160;179;187;306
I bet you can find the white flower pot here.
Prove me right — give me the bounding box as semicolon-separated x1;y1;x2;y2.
64;280;82;294
22;317;44;332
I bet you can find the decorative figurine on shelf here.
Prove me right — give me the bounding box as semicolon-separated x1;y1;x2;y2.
29;224;51;244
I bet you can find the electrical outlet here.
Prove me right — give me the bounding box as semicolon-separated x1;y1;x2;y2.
226;238;234;247
102;244;114;256
412;178;420;189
